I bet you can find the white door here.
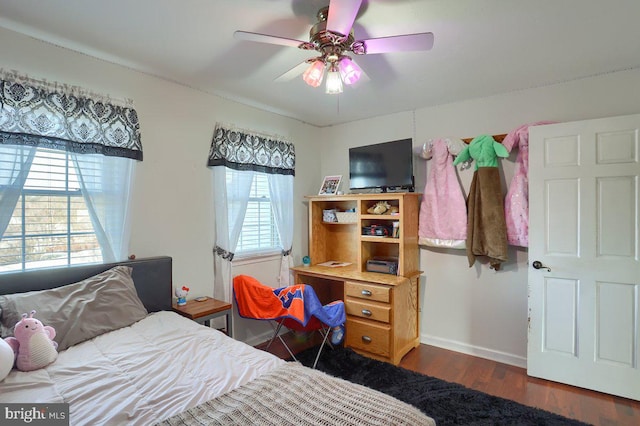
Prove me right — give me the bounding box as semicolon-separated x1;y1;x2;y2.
527;114;640;400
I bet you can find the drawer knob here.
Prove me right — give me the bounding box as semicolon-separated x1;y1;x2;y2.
361;309;372;317
361;335;372;343
361;289;372;296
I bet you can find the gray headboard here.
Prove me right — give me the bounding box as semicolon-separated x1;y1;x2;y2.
0;256;172;312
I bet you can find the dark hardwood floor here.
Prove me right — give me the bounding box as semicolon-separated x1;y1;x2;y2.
256;334;640;426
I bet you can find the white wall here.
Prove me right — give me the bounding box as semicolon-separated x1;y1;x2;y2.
320;69;640;366
4;24;640;365
0;27;321;307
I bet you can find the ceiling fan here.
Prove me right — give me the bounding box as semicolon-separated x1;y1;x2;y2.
234;0;434;94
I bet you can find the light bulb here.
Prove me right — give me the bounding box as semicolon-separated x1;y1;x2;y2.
338;56;362;85
302;60;325;87
325;65;343;94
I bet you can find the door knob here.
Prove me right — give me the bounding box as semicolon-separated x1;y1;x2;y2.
532;261;551;272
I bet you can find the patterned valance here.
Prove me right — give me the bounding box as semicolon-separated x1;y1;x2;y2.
0;71;143;160
207;123;295;176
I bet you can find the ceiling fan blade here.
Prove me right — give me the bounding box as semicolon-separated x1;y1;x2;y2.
356;32;434;55
274;61;310;82
234;31;308;49
327;0;363;36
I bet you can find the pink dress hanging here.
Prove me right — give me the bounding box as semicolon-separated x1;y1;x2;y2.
415;138;467;249
503;121;555;247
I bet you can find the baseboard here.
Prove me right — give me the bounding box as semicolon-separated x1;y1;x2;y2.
421;334;527;369
242;330;276;347
246;330;528;368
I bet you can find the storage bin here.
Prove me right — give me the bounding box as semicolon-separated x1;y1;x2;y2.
336;211;357;223
323;209;338;222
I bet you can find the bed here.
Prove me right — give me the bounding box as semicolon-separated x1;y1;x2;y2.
0;256;435;425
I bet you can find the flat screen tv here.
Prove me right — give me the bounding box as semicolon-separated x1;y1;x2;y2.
349;138;414;192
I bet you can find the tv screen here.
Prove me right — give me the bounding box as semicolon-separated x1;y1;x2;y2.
349;139;414;192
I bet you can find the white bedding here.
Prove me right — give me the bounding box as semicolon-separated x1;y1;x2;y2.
0;311;284;425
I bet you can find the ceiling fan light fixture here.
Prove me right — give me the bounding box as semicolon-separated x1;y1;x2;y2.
325;64;343;94
237;3;436;96
338;56;361;85
302;59;325;87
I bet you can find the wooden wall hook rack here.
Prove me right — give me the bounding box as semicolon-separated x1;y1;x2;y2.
462;134;507;144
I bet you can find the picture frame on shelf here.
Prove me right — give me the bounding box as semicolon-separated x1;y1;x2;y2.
318;175;342;196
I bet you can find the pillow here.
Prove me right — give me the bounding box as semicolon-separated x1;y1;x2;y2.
0;338;14;381
0;266;148;351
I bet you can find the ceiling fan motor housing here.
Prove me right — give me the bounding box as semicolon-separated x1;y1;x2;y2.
309;6;356;63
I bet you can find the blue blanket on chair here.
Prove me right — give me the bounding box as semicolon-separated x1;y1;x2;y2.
233;275;346;328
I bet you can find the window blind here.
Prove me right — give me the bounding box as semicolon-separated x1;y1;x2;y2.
0;148;101;272
235;172;280;255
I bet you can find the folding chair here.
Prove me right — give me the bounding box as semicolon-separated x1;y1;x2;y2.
233;274;346;369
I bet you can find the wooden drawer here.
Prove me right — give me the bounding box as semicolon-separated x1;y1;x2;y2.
346;317;390;357
345;297;391;323
345;281;390;303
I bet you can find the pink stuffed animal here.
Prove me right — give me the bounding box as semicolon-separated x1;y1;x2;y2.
3;310;58;372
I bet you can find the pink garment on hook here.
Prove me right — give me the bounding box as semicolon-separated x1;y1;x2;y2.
503;121;555;247
418;138;467;249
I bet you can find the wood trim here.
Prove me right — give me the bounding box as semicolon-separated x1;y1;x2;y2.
172;297;231;320
462;133;507;144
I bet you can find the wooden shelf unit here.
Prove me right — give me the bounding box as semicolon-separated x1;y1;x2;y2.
293;193;421;365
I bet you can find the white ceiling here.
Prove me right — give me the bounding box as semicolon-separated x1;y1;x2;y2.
1;0;639;127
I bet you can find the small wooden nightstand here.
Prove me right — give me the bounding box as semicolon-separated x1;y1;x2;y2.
172;297;233;337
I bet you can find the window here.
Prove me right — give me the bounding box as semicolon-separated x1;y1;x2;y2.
0;148;102;272
0;73;141;272
232;171;281;257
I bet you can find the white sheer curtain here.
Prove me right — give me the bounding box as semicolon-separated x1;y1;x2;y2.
72;153;136;262
212;166;254;303
208;123;295;305
268;173;294;286
0;144;36;238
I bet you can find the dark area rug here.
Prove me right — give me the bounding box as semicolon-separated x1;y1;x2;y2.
294;345;590;426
